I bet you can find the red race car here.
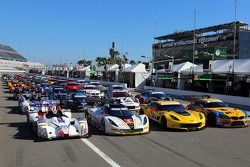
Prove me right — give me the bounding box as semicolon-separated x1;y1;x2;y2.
65;82;81;91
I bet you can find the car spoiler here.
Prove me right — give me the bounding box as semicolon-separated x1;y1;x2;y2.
185;95;211;102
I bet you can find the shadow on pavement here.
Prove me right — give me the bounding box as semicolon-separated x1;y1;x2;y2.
4;96;15;101
0;122;35;141
148;120;204;132
3;90;10;94
6;106;23;115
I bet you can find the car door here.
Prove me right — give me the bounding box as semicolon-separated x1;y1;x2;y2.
193;101;207;115
146;102;158;121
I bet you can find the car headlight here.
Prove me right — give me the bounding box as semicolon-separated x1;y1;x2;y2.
143;117;148;125
170;115;180;121
108;118;118;127
199;113;203;119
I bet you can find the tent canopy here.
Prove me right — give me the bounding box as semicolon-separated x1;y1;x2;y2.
75;65;90;71
124;63;146;73
211;59;250;74
96;64;119;72
156;61;198;73
181;64;203;74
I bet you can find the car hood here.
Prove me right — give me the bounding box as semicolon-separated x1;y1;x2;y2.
165;111;203;123
206;107;245;117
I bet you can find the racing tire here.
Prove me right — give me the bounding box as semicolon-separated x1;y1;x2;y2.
101;120;106;135
86;125;92;138
139;109;144;115
160;116;167;129
207;113;217;127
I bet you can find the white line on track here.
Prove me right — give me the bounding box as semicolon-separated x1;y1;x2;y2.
81;138;121;167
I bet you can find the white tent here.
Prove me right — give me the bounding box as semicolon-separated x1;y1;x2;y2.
173;61;196;73
96;64;119;72
124;63;147;72
120;63;149;88
211;59;250;74
181;64;203;74
156;61;198;73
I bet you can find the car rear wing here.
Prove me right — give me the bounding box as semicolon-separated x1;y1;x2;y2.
184;95;211;102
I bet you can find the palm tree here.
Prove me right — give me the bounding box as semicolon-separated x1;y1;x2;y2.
129;60;136;66
95;57;108;66
77;59;92;66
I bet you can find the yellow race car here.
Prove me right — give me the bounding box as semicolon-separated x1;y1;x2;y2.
187;97;248;127
140;100;206;131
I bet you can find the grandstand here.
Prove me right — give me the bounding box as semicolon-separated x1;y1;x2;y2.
0;44;27;61
0;44;44;75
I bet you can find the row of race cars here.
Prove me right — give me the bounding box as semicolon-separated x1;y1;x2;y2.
2;74;249;140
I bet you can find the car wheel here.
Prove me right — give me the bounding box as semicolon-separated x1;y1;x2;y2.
139;109;144;115
160;116;167;129
101;119;106;134
207;113;217;127
86;125;92;138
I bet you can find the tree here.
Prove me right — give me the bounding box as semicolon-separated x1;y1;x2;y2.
129;60;136;66
96;57;105;66
77;59;92;66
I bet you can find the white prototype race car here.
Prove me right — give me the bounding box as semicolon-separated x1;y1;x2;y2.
29;108;90;139
87;103;149;135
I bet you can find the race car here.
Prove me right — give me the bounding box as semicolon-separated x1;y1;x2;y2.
18;93;31;113
140;100;206;131
135;90;173;104
107;84;127;92
87;103;149;135
48;86;67;100
31;108;90;139
61;92;87;111
13;87;24;100
105;90;131;99
113;96;140;114
26;96;56;114
82;85;104;98
65;82;81;91
186;97;248;127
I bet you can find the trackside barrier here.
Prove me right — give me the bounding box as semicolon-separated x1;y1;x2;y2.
144;86;250;110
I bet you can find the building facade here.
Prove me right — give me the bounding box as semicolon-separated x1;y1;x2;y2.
153;21;250;69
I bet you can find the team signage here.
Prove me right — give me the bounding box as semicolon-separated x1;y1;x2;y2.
159;36;220;48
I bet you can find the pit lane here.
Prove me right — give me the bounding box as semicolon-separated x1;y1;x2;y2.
1;81;250;167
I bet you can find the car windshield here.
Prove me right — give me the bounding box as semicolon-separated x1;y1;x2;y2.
201;101;228;108
74;96;85;102
54;89;66;93
159;104;186;114
151;93;168;99
68;83;79;86
83;86;96;89
112;92;130;97
108;109;133;117
113;86;124;90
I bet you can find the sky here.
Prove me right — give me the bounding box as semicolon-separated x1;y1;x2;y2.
0;0;249;65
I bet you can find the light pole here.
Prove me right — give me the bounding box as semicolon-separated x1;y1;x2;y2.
233;0;237;74
192;9;196;74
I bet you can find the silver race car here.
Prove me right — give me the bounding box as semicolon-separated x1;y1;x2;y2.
87;103;149;135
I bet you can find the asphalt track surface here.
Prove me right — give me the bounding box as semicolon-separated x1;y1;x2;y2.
1;81;250;167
